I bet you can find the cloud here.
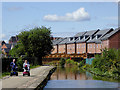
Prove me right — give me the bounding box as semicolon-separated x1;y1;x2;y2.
7;6;23;11
43;7;90;22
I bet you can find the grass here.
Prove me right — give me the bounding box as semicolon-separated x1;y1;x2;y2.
30;65;41;69
2;72;10;77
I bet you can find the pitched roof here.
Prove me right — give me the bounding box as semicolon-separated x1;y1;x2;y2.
87;29;113;43
101;28;120;40
0;41;6;46
76;29;99;43
58;37;69;45
52;38;65;45
9;36;17;42
74;31;87;37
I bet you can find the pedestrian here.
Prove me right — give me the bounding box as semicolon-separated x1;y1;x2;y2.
23;60;30;72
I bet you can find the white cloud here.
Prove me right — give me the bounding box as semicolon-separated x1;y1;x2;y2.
43;7;90;22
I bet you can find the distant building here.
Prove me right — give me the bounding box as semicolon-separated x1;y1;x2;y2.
1;42;17;57
0;41;6;46
9;36;18;44
51;28;120;58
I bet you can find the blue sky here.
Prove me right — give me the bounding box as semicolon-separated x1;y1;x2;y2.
1;2;118;42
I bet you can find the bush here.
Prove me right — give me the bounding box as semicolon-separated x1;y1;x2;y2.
91;48;120;79
60;58;66;68
16;57;24;71
78;59;86;67
66;59;77;67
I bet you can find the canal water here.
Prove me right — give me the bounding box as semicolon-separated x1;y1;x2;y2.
44;67;120;89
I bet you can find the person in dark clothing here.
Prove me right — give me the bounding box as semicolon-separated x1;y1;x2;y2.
10;59;17;71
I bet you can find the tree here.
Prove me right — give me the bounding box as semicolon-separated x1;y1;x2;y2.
10;26;53;65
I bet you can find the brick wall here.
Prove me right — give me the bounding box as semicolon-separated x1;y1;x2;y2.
51;45;57;54
67;43;75;54
58;44;66;53
87;43;96;54
77;43;86;54
102;40;109;49
109;31;120;49
96;43;102;53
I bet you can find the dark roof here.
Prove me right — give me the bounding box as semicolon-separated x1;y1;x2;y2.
101;28;120;40
9;36;17;42
58;37;69;45
76;29;99;43
74;31;87;37
0;41;6;46
87;29;113;43
52;38;65;45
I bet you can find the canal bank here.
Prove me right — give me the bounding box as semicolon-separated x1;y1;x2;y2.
2;66;56;89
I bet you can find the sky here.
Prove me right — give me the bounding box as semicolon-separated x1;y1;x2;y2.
1;2;118;42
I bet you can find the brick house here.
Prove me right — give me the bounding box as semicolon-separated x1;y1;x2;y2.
75;32;87;54
76;30;99;54
87;29;113;54
58;38;68;54
52;38;65;54
1;43;17;57
65;37;77;54
101;28;120;50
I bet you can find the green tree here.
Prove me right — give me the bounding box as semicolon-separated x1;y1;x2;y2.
10;26;53;65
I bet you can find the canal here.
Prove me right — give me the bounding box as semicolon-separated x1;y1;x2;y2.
44;66;120;89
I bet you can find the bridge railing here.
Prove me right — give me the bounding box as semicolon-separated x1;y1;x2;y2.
43;53;87;59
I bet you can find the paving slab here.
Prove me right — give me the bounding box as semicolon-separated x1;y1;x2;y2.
2;66;54;89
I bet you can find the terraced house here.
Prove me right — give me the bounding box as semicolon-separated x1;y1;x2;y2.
49;28;120;59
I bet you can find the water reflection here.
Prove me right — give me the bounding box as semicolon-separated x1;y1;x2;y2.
50;67;93;80
44;67;120;89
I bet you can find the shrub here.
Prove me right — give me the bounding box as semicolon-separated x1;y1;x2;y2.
60;58;66;67
78;59;86;67
92;48;120;78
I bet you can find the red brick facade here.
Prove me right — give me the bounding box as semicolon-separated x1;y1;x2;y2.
87;43;96;54
109;31;120;49
51;29;120;55
67;44;75;54
51;45;57;54
58;44;66;53
77;43;86;54
96;43;102;53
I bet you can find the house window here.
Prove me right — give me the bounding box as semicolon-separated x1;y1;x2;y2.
91;45;92;48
